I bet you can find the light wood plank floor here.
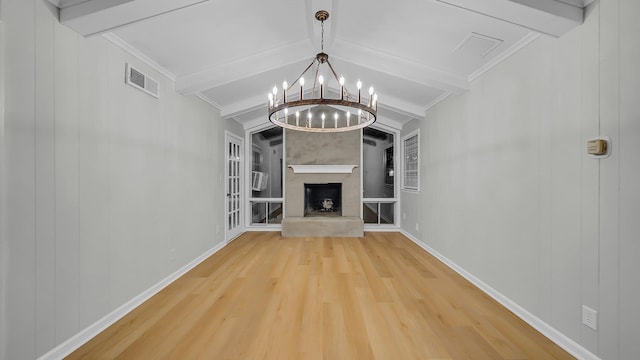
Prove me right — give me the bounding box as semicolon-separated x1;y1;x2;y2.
67;232;574;359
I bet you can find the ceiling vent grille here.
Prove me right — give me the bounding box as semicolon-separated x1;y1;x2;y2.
125;63;159;98
454;32;503;59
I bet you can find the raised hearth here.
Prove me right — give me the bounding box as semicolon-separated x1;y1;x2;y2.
281;217;364;237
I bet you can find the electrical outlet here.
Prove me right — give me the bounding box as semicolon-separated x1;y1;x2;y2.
582;305;598;330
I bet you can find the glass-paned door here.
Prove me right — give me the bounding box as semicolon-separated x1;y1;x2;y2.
225;133;243;241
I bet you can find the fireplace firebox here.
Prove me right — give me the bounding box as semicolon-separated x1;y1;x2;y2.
304;183;342;217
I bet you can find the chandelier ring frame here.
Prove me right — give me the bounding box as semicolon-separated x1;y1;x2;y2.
269;99;377;133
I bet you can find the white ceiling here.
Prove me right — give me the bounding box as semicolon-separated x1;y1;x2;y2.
52;0;586;129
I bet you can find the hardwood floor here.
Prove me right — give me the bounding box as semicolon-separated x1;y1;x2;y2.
67;232;574;359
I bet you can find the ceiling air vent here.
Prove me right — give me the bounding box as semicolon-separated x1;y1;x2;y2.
125;63;159;98
454;32;503;59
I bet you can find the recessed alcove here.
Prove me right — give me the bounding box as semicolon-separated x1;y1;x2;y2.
281;129;364;237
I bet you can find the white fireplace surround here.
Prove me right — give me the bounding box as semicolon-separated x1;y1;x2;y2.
288;165;358;174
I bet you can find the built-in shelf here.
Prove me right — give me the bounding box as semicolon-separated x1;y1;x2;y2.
289;165;358;174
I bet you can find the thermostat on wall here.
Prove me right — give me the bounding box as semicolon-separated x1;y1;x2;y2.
587;136;611;158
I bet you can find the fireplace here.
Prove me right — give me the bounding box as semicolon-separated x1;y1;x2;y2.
304;183;342;217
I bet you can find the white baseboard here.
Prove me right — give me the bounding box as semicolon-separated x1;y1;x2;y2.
244;227;281;232
399;230;601;360
363;225;400;232
37;241;228;360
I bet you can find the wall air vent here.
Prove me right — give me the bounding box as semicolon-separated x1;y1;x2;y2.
125;63;159;98
363;138;377;147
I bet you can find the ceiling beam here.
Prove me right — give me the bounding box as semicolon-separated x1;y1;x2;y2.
59;0;210;37
242;117;273;132
377;94;428;120
221;94;267;119
51;0;94;7
177;33;468;101
176;40;314;95
332;39;469;95
435;0;583;38
372;115;407;131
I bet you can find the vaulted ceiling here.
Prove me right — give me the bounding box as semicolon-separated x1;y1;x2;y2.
50;0;587;130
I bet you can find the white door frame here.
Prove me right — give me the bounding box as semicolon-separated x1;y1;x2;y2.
225;131;244;242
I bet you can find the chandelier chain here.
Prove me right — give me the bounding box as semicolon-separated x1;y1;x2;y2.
321;18;325;52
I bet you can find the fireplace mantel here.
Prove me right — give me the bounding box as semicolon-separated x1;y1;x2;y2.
288;165;358;174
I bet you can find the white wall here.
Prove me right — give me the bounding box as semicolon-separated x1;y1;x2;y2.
0;18;7;360
401;1;640;359
602;0;640;358
0;0;242;358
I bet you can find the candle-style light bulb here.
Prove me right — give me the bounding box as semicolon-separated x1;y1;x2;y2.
299;77;305;99
307;111;312;127
373;93;378;109
296;111;300;126
272;86;277;95
268;93;273;107
346;111;351;126
334;112;339;128
321;112;326;128
368;86;375;106
282;81;288;103
339;76;345;86
319;75;324;85
319;75;324;98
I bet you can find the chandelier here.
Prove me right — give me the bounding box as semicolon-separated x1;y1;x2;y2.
267;10;377;132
